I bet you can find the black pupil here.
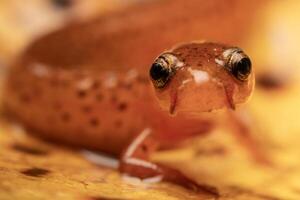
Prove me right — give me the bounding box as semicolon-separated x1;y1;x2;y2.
237;58;251;75
150;63;169;80
233;57;251;80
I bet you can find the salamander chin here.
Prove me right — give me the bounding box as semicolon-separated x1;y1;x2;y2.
150;42;254;117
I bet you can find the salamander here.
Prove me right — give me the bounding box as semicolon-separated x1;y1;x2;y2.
3;0;258;192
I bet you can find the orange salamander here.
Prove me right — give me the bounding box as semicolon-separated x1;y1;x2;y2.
4;41;254;191
3;0;258;192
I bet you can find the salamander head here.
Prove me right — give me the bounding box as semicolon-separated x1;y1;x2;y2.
149;42;254;116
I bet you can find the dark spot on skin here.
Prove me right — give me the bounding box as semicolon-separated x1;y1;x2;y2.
46;115;55;124
21;167;50;177
95;93;103;101
11;80;23;90
33;87;42;97
197;62;202;67
117;103;127;111
82;105;92;113
92;81;101;89
257;73;285;90
77;90;87;98
121;82;132;90
74;72;85;79
50;79;59;87
19;94;31;103
61;80;70;87
53;102;62;110
111;95;117;103
52;0;73;9
50;78;70;87
89;118;99;127
141;145;147;152
125;84;133;90
12;144;49;156
61;112;71;122
115;120;123;128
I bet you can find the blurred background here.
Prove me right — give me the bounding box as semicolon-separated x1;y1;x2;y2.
0;0;300;199
0;0;140;65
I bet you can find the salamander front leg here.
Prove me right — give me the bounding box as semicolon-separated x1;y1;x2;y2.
226;111;272;165
119;128;218;195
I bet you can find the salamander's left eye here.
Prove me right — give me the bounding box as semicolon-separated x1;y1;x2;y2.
150;54;175;88
226;48;252;81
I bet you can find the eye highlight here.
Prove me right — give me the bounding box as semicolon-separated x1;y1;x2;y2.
224;48;252;81
149;54;177;88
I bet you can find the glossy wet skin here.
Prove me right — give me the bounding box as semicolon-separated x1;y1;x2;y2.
151;43;254;117
4;41;255;193
4;41;254;156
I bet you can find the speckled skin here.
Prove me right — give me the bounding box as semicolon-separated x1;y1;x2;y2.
4;42;254;156
3;0;259;155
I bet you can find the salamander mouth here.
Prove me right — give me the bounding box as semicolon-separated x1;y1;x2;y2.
166;81;236;116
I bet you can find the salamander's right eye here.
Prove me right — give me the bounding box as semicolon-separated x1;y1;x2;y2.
150;62;172;88
150;53;177;88
150;53;180;88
